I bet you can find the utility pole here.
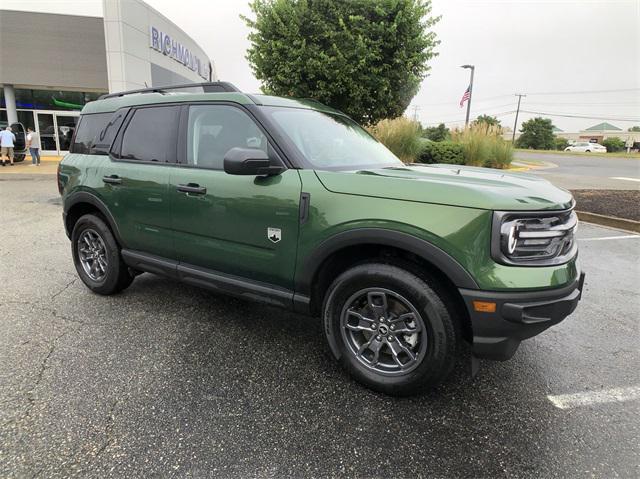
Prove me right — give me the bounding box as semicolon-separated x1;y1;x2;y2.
461;65;475;127
411;105;420;122
512;94;526;143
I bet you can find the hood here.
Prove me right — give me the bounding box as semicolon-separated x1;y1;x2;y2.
315;164;574;211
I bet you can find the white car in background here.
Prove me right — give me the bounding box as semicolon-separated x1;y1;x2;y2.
565;142;607;153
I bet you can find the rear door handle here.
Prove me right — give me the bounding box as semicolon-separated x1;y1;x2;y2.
102;175;122;185
177;183;207;195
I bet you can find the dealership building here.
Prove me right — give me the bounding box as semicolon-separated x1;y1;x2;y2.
0;0;215;155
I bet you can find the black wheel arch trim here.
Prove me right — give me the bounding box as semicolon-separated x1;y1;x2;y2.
297;228;479;293
63;191;125;247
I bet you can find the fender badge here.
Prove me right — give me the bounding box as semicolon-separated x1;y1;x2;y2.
267;227;281;243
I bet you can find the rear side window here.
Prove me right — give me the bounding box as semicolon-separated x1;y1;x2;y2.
71;113;112;154
118;106;180;163
92;110;127;155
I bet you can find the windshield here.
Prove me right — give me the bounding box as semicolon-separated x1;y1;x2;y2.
266;107;402;170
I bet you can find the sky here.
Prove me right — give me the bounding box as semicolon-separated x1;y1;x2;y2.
2;0;639;132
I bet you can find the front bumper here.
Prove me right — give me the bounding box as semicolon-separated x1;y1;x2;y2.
459;272;585;361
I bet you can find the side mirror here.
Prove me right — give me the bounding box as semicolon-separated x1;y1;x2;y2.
223;147;284;176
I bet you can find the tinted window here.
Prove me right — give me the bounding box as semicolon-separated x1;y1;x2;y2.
71;113;112;154
120;106;180;162
187;105;267;169
92;109;126;154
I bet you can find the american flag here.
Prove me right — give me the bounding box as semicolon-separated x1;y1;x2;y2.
459;86;471;108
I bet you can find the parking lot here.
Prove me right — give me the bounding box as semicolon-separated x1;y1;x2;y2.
1;174;639;478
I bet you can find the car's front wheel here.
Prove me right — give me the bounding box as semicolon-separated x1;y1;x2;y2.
71;214;134;295
322;263;458;396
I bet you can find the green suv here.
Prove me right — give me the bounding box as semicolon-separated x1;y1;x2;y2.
58;82;584;395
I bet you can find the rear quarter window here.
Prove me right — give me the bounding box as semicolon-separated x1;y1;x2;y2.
71;112;123;155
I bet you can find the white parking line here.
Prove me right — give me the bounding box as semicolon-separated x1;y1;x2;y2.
579;235;640;241
548;386;640;410
610;177;640;183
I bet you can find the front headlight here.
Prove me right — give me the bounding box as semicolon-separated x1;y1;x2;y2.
491;208;578;266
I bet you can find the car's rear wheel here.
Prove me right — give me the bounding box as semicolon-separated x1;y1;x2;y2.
322;263;458;396
71;214;134;295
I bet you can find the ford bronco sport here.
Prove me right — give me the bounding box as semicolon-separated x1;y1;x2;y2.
58;82;584;395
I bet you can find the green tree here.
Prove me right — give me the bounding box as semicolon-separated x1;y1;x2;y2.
473;114;501;129
628;126;640;132
243;0;439;124
516;117;556;150
422;122;450;141
555;137;569;151
602;137;625;152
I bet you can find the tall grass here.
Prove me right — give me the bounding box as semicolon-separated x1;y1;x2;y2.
451;124;513;169
368;117;422;163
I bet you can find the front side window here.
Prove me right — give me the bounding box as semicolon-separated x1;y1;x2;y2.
186;105;268;169
266;107;402;170
119;106;180;162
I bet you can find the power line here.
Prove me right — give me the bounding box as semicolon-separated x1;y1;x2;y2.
413;94;514;107
519;110;640;122
526;87;640;96
524;100;640;107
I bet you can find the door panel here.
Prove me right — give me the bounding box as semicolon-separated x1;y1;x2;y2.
105;161;175;259
56;114;79;152
103;105;180;258
170;168;302;289
37;113;57;153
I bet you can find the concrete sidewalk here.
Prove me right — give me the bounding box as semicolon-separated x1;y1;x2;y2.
0;156;61;175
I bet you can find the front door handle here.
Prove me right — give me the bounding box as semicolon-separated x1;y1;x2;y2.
102;175;122;185
177;183;207;195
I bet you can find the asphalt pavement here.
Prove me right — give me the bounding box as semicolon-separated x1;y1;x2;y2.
1;175;639;478
515;151;640;190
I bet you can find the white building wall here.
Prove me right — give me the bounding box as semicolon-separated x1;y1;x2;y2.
102;0;216;93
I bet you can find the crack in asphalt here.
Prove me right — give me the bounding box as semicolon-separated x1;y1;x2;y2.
94;399;119;459
23;329;70;420
50;278;78;300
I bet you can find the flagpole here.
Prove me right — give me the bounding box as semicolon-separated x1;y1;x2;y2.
461;64;475;127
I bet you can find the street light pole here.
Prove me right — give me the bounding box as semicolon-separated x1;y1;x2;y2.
461;65;475;127
512;93;526;143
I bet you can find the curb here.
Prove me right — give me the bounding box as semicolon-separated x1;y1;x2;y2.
576;211;640;233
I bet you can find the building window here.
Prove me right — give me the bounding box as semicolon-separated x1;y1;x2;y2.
0;89;106;111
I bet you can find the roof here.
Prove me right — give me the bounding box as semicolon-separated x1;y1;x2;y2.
552;126;563;132
584;122;622;131
81;91;343;116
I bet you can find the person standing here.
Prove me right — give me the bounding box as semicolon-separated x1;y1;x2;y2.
0;126;16;166
26;127;41;166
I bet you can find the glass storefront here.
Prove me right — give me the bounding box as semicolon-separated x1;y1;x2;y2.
0;87;98;154
0;88;104;112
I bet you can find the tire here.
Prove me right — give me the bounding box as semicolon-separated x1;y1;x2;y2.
585;150;590;153
322;263;458;396
71;214;134;295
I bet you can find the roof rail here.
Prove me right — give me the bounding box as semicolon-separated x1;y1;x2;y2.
98;81;241;100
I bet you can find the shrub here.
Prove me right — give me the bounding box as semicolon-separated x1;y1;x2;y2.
555;137;569;150
451;124;513;168
422;123;450;142
487;139;514;169
602;137;625;152
416;140;464;164
368;117;422;163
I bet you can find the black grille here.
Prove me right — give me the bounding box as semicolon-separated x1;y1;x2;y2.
492;209;578;266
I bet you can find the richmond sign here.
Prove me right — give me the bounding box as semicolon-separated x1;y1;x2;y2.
149;26;209;81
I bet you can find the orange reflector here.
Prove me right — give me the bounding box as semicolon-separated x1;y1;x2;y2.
473;301;497;313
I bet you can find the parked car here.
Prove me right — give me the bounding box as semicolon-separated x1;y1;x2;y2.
58;82;585;396
0;121;27;162
565;142;607;153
